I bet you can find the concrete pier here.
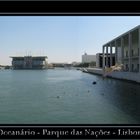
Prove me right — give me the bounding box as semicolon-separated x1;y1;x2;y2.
86;68;103;75
85;68;140;83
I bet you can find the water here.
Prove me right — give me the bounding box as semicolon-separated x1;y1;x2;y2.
0;68;140;124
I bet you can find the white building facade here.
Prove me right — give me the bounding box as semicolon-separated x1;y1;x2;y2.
82;53;96;63
103;25;140;73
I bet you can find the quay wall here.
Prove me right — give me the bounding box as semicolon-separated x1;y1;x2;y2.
86;68;140;83
86;68;103;75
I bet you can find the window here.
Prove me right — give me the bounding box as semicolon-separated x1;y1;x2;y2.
131;49;134;56
132;64;134;71
137;64;139;72
126;50;128;57
126;64;129;71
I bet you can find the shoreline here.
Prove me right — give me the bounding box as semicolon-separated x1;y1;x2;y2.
81;67;140;85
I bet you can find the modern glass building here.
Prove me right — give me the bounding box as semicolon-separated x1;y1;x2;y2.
10;56;48;69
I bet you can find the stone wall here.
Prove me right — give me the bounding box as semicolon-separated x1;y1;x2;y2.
86;68;140;83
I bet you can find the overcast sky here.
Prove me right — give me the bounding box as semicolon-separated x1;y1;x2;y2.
0;16;140;65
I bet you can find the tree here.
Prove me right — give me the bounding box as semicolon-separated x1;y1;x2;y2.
89;61;96;67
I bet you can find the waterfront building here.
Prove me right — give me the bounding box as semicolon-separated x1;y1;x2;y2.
10;56;48;69
51;63;72;68
51;63;65;67
96;53;115;68
103;25;140;73
47;63;55;69
82;53;96;63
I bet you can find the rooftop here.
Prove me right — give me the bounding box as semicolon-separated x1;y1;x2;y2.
103;25;140;46
10;56;48;58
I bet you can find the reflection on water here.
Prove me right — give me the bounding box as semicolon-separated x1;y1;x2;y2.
98;77;140;122
0;68;140;124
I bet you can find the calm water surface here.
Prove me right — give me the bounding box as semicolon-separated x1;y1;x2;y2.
0;68;140;124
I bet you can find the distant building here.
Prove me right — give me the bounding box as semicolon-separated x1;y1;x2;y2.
71;62;81;66
51;63;72;68
51;63;65;67
10;56;48;69
82;53;96;63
